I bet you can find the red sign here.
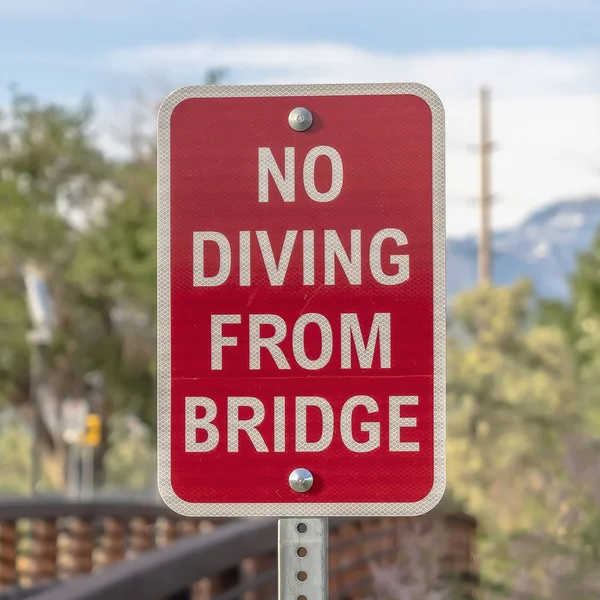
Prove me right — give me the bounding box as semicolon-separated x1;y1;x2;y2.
157;83;445;517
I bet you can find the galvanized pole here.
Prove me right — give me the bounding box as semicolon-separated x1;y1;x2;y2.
278;518;329;600
82;446;94;499
67;442;79;498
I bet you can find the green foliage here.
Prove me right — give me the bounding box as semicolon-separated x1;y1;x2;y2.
0;89;108;402
0;414;34;494
0;73;221;486
64;150;158;426
540;229;600;366
447;273;600;598
0;87;157;430
103;414;156;491
448;281;577;529
539;229;600;439
0;412;155;495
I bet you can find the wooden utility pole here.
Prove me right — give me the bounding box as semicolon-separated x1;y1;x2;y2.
478;86;493;284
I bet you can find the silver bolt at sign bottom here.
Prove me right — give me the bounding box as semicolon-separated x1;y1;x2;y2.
288;107;313;132
289;468;314;493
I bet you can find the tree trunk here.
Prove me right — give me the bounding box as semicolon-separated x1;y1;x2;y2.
41;447;67;491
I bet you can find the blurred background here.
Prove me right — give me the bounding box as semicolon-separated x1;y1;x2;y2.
1;1;600;598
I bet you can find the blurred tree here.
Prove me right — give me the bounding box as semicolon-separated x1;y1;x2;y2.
447;280;579;530
538;232;600;362
67;67;229;429
0;411;155;495
0;89;110;488
205;67;229;85
538;229;600;441
0;412;37;494
103;413;155;492
0;69;226;491
447;279;600;598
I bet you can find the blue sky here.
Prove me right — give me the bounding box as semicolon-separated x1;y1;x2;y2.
0;0;597;101
0;0;598;236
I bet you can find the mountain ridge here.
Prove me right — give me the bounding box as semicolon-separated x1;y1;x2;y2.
447;196;600;299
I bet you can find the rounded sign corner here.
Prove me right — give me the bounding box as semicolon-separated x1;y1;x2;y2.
157;86;198;127
411;471;447;518
406;82;446;121
156;477;189;518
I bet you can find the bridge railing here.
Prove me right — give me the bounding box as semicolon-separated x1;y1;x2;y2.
0;496;221;597
0;498;478;600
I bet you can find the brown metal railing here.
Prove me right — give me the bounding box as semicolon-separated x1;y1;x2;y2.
0;497;223;595
0;498;478;600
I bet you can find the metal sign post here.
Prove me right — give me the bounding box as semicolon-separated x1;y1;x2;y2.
279;517;328;600
81;445;94;499
66;442;80;498
62;398;88;497
157;83;446;599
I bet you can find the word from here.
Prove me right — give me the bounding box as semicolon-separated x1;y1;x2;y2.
211;312;391;371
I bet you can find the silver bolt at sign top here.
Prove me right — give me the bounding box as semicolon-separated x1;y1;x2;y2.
289;468;314;493
288;107;313;132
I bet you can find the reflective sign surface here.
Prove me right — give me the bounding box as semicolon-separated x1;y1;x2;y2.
157;83;446;517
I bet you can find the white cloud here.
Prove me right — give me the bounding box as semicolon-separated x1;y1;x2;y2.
104;41;600;236
108;43;598;94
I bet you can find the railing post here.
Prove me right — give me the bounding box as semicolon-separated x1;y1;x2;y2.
443;515;478;599
158;518;178;547
336;521;360;593
381;518;395;568
99;517;126;568
29;518;58;586
359;520;373;589
179;519;198;538
328;523;340;598
0;520;17;590
128;517;155;558
191;520;240;600
67;517;94;577
240;551;277;600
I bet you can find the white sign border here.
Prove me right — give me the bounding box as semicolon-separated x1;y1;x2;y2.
157;83;446;517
